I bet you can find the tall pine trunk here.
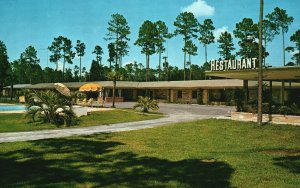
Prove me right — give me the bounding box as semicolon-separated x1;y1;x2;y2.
263;38;267;66
205;44;207;64
115;33;119;69
112;77;116;108
115;53;118;69
257;0;264;126
189;54;192;80
183;38;186;81
146;54;149;82
158;51;161;81
63;55;65;81
79;56;82;82
298;49;300;65
282;28;285;66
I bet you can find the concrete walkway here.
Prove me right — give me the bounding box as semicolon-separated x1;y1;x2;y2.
0;103;235;143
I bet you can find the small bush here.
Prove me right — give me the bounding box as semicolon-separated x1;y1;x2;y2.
242;102;300;116
25;90;78;127
234;89;245;112
290;103;300;115
0;97;19;104
278;106;293;116
133;96;159;113
224;89;235;106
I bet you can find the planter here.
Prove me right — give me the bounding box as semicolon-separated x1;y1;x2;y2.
72;106;88;117
105;97;124;103
231;112;300;126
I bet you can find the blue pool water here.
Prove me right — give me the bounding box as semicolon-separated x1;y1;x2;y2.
0;105;26;111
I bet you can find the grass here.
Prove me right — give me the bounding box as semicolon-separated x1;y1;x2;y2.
0;109;164;133
0;98;19;104
0;119;299;187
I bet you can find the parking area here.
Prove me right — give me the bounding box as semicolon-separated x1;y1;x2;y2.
104;102;235;117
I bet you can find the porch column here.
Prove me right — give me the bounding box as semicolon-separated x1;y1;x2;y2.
152;90;156;99
132;90;137;101
170;90;176;103
289;81;292;102
203;89;209;105
269;81;273;115
281;81;285;105
197;89;201;104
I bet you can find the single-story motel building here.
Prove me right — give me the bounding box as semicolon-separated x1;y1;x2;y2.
2;66;300;105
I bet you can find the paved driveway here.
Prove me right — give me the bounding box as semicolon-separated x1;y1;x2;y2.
0;103;235;143
105;102;235;116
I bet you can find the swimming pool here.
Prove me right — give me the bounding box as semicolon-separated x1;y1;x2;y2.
0;105;26;111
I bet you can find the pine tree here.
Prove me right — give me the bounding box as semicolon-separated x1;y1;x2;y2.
198;19;215;64
217;31;235;60
174;12;198;80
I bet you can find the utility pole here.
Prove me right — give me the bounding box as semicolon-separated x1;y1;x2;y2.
258;0;264;126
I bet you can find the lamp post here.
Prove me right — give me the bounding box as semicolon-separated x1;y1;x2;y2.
258;0;264;126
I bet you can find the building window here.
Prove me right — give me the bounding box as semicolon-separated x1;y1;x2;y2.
177;90;182;98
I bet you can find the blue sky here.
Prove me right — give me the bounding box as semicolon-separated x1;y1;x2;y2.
0;0;299;71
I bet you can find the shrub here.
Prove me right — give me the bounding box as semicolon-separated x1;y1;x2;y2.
25;90;77;127
71;91;86;105
278;106;293;116
224;89;235;106
288;90;300;106
0;97;18;104
133;96;159;113
234;89;245;112
290;103;300;115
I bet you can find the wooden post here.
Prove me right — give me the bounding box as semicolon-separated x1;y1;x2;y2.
257;0;264;126
243;80;249;105
281;81;285;105
269;81;273;121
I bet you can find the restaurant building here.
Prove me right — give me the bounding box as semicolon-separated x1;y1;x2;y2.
22;69;300;105
3;59;300;105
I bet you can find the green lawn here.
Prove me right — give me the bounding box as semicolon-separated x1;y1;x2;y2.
0;109;164;133
0;119;299;187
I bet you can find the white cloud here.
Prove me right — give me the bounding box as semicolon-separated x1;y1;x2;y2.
213;26;230;41
181;0;215;17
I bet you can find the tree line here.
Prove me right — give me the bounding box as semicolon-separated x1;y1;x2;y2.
0;7;299;92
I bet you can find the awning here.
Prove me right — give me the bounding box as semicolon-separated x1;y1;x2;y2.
79;83;102;92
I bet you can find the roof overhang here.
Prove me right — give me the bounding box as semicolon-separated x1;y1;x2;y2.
205;66;300;81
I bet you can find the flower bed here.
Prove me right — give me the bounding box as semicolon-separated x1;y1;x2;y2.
105;97;124;102
231;112;300;126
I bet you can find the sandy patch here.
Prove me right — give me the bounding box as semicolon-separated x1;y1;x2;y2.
0;103;15;106
0;110;26;114
87;107;115;113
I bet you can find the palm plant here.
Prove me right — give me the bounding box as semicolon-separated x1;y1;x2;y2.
25;90;77;126
133;96;159;113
